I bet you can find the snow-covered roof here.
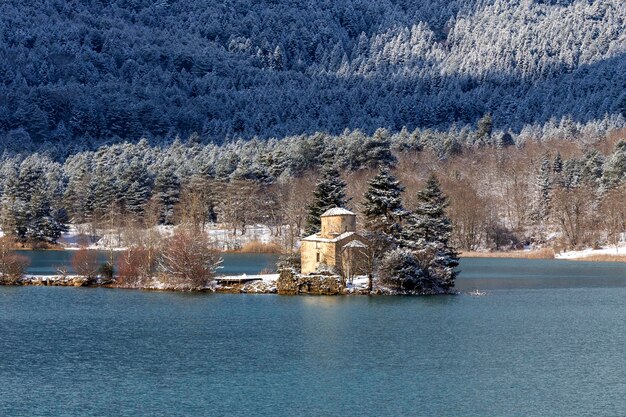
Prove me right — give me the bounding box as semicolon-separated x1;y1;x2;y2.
321;207;355;217
302;231;357;243
343;240;367;248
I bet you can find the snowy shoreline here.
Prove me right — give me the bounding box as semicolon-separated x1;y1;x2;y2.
463;246;626;262
2;273;422;296
2;273;344;293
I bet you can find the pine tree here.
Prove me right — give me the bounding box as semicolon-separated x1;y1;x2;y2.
495;132;514;150
63;154;95;223
304;163;347;236
153;166;181;225
403;174;458;290
123;158;154;216
581;150;605;186
603;140;626;186
553;151;564;187
553;152;563;174
476;113;493;144
0;157;67;244
26;190;66;243
362;166;406;247
536;155;551;222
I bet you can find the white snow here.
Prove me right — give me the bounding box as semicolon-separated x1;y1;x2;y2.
556;245;626;260
321;208;355;217
216;274;279;282
56;223;287;251
345;275;370;291
301;231;356;242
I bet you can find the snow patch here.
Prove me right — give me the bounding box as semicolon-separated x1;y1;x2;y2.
556;246;626;259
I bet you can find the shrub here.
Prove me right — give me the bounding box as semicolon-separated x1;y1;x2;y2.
378;248;426;293
277;252;301;272
117;247;159;287
72;248;99;279
0;237;29;284
238;241;282;253
98;262;114;280
158;228;222;290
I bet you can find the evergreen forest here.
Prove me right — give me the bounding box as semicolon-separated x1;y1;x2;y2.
1;0;625;153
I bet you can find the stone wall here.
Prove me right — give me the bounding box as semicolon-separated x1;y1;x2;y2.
320;215;356;238
277;269;344;295
301;234;369;275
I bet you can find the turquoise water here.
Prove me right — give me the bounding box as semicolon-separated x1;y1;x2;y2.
17;250;279;276
459;257;626;290
2;258;626;416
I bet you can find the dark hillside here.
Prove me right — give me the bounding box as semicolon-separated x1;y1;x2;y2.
0;0;624;149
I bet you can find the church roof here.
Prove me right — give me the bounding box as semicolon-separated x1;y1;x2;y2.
320;207;355;217
343;240;368;248
302;231;357;243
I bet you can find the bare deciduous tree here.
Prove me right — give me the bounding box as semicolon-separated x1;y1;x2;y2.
552;185;597;249
599;186;626;250
0;237;29;284
72;248;100;279
158;228;222;289
177;176;217;234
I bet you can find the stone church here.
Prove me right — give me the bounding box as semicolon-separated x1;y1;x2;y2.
300;208;368;276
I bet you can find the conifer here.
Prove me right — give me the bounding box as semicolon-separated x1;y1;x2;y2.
362;166;406;245
403;174;458;290
303;163;347;236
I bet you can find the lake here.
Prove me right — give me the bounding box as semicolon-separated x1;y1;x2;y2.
17;250;280;276
2;257;626;416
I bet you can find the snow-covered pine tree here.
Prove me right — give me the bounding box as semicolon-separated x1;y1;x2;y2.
603;139;626;187
362;166;406;251
552;151;564;187
303;163;347;236
476;113;493;144
535;155;552;222
553;152;563;174
63;154;95;224
122;158;154;217
378;247;424;293
153;165;181;225
0;156;68;244
403;174;458;291
0;168;24;239
26;190;66;244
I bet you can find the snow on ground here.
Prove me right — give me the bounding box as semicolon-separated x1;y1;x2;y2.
556;245;626;259
57;223;286;251
216;274;279;282
205;224;276;250
345;275;370;292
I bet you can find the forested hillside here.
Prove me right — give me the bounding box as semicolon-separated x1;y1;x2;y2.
1;121;625;254
1;0;625;151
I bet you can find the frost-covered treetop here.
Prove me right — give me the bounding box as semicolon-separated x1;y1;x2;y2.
321;208;355;217
1;0;625;148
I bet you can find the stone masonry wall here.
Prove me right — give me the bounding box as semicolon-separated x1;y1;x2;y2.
277;269;344;295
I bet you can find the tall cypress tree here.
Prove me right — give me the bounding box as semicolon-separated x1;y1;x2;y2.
403;174;458;290
303;163;347;236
